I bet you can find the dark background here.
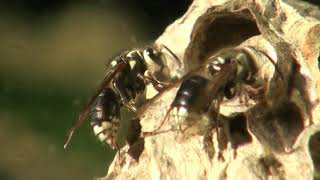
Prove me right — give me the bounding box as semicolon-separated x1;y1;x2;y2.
0;0;318;179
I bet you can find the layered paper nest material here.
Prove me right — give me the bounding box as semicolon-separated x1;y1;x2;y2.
104;0;320;179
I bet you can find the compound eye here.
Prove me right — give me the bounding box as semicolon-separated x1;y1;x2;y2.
145;47;157;59
145;47;152;55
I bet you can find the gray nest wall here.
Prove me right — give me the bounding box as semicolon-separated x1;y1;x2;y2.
104;0;320;179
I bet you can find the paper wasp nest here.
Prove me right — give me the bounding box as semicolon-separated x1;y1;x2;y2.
104;0;320;179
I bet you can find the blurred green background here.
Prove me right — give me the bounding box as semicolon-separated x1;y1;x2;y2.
0;1;190;179
0;0;318;180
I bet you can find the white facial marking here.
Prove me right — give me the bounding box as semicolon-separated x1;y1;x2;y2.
106;138;112;145
213;65;221;71
98;133;107;141
93;125;103;135
129;60;136;69
110;60;118;67
213;61;219;65
143;50;161;72
217;57;225;64
143;50;153;65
